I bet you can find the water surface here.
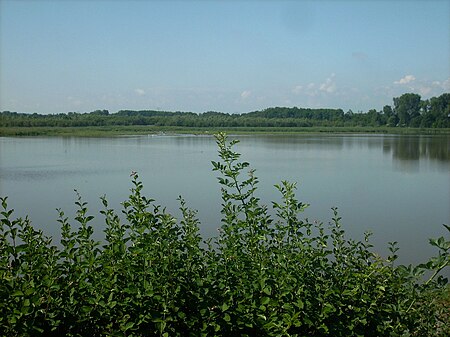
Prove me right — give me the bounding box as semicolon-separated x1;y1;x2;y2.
1;134;449;268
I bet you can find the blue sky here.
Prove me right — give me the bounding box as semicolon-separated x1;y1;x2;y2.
1;0;449;114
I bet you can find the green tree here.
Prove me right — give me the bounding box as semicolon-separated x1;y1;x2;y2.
367;109;388;126
393;93;421;126
429;93;450;128
383;105;393;118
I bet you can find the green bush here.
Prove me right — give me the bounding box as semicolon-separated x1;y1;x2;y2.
1;132;449;336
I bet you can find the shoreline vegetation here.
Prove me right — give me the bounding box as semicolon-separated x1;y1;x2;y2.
1;125;450;137
1;133;449;336
1;92;449;137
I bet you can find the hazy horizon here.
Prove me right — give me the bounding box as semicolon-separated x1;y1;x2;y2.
1;0;449;114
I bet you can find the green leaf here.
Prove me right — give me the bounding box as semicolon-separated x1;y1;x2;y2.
221;302;229;312
263;286;272;295
257;314;267;321
261;297;270;305
24;288;35;296
81;306;91;313
122;321;134;331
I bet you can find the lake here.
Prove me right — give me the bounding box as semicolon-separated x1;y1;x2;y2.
0;134;449;268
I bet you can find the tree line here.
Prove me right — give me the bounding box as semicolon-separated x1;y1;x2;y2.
1;93;449;128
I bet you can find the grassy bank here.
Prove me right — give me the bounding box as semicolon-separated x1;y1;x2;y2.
1;125;450;137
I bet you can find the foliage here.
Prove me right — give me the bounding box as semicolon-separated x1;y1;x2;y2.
1;133;449;336
1;92;449;129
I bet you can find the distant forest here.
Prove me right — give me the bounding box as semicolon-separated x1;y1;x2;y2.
1;93;449;128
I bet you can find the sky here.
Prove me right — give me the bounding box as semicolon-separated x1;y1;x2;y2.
1;0;449;114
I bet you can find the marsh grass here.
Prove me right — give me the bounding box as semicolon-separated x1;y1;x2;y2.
1;125;449;137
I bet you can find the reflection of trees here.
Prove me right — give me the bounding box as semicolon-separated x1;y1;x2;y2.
246;135;449;165
383;136;450;163
393;137;420;161
252;135;345;151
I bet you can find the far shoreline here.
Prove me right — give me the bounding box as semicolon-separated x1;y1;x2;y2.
1;125;450;137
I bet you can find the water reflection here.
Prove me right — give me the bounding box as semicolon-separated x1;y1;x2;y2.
244;134;449;169
55;133;449;165
383;135;449;162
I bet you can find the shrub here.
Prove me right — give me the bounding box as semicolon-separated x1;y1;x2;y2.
0;132;449;336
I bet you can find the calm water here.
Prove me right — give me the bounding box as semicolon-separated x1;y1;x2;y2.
0;134;449;267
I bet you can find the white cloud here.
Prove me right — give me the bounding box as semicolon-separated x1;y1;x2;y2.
291;77;337;98
432;78;450;90
394;75;415;85
416;77;450;96
319;73;336;93
292;85;303;94
135;88;146;96
241;90;251;99
443;78;450;90
418;86;432;95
